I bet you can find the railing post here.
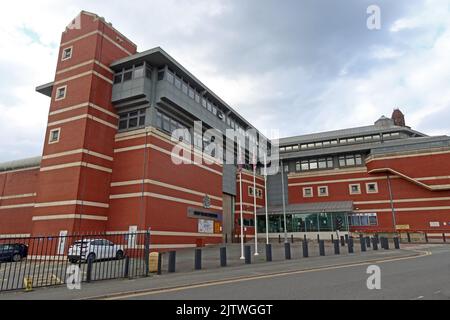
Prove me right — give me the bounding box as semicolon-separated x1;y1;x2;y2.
284;242;291;260
220;247;227;267
194;248;202;270
319;240;325;256
265;243;272;262
168;251;176;273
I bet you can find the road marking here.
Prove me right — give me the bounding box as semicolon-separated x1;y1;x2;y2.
434;290;441;294
412;296;424;300
85;249;431;300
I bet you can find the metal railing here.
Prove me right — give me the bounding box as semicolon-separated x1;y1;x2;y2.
0;231;151;292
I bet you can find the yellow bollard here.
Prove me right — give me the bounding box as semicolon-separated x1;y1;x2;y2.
148;252;159;273
24;277;33;292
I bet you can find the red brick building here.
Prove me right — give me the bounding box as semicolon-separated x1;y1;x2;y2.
1;12;449;247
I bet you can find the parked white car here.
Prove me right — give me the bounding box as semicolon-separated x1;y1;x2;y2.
68;239;124;263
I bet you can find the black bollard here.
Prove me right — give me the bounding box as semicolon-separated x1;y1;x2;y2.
407;232;411;243
340;236;345;247
168;251;176;273
220;247;227;267
366;236;371;248
425;233;428;243
319;240;325;256
384;238;390;250
345;234;349;244
86;255;94;282
372;238;378;250
291;234;294;243
348;238;354;253
157;252;162;275
331;234;334;242
278;234;281;243
244;245;251;264
360;238;367;252
265;243;272;262
379;237;385;249
284;242;291;260
302;239;309;258
317;234;320;242
194;248;202;270
334;240;340;254
123;256;130;282
394;237;400;249
443;233;446;243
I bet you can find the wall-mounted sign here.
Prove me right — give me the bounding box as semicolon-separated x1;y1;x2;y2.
430;221;440;227
395;224;410;230
198;219;214;233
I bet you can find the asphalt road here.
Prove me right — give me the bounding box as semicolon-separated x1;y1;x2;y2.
112;245;450;300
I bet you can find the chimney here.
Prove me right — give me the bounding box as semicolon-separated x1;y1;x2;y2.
391;108;406;127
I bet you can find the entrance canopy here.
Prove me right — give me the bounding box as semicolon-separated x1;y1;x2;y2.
256;201;353;216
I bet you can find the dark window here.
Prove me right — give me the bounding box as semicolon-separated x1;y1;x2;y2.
114;74;122;84
157;70;165;81
117;108;146;131
123;70;132;81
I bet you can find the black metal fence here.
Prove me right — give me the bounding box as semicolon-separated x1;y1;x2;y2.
0;231;151;292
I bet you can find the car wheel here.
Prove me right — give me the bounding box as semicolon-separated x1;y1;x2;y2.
116;250;124;260
12;253;22;262
87;253;96;262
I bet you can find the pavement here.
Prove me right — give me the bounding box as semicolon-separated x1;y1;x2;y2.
0;241;439;300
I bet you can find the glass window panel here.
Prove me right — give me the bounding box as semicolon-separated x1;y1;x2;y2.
123;71;132;81
128;118;138;128
318;158;327;169
182;82;188;94
134;66;144;79
166;72;174;84
114;74;122;84
174;77;181;89
139;116;145;126
309;160;318;170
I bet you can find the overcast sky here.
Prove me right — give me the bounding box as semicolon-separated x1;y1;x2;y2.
0;0;449;162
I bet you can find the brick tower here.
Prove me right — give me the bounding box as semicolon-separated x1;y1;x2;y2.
31;11;137;236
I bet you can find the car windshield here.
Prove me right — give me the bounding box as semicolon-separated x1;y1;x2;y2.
0;244;12;250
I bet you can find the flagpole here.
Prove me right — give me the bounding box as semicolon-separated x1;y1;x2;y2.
239;170;244;259
253;162;259;256
264;153;269;245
